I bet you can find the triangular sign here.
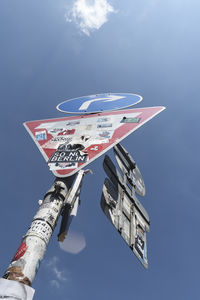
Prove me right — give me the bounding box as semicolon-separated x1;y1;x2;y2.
24;106;165;177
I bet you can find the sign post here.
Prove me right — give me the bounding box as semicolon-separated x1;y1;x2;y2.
2;175;75;286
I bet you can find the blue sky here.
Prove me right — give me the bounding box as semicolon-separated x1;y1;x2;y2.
0;0;200;299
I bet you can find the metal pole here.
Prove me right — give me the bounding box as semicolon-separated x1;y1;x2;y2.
2;175;75;286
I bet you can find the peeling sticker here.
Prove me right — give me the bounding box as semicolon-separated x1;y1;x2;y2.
49;162;78;170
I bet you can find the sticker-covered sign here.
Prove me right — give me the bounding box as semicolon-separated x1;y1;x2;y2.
24;106;165;177
114;143;146;197
101;175;149;268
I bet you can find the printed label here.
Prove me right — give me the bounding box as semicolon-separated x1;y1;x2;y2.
49;150;88;163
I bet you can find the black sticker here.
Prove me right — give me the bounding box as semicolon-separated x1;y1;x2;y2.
49;150;87;164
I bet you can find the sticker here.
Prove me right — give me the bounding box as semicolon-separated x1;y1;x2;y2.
12;242;27;261
99;131;111;138
85;124;92;130
35;130;47;141
47;213;55;224
97;117;110;122
66;121;80;126
48;150;88;164
120;117;141;123
39;203;51;209
11;258;26;270
55;162;76;168
35;259;41;275
106;193;117;209
57;143;84;151
58;129;75;135
97;123;112;128
27;220;52;243
51;136;72;143
87;144;103;152
43;137;72;149
49;128;64;134
49;162;78;170
79;135;91;143
135;226;145;259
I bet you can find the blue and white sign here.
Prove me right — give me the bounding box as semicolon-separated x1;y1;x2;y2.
56;93;142;114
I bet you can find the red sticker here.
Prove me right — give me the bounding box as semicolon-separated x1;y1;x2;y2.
87;144;103;152
58;129;75;135
12;242;27;261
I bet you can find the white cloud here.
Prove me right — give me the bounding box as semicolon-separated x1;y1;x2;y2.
46;256;69;288
65;0;116;36
50;279;60;289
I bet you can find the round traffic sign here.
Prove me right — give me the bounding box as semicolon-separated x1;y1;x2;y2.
57;93;142;114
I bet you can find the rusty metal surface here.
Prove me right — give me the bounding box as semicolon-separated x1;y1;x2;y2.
3;266;31;286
